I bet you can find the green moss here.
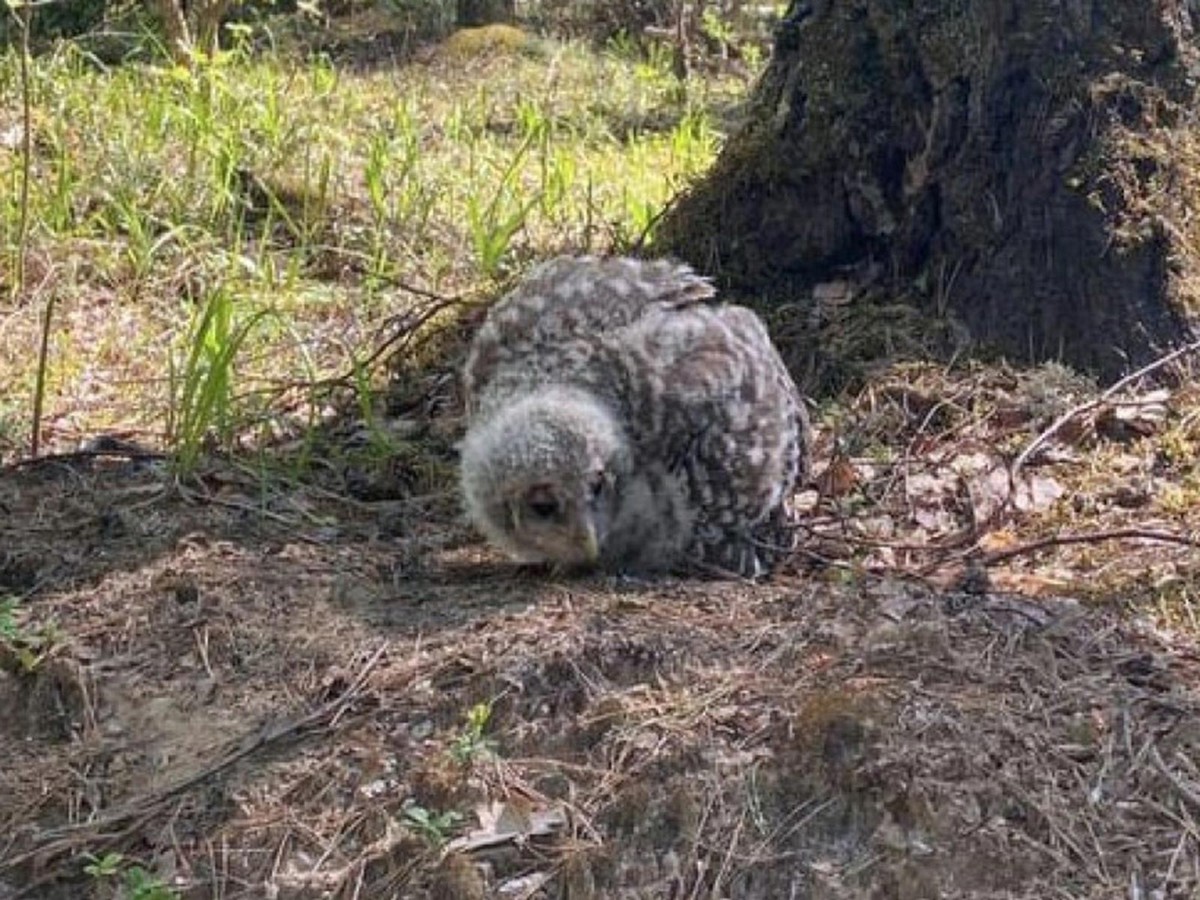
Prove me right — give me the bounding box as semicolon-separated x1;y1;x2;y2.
441;24;534;59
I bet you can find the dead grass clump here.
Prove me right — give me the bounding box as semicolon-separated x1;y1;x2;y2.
765;290;965;397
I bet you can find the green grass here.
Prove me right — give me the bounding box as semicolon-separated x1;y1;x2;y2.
167;285;277;474
0;33;744;466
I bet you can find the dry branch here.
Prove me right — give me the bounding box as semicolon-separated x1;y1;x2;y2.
1012;338;1200;479
979;527;1200;567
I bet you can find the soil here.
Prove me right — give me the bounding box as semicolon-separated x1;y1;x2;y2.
2;427;1200;899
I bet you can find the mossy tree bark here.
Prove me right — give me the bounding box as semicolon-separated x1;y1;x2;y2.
659;0;1200;379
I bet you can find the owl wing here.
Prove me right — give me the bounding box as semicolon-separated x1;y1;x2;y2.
463;256;714;413
615;302;809;528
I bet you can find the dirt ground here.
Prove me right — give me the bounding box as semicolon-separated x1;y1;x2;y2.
2;377;1200;900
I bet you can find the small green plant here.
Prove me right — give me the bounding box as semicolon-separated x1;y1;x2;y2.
82;852;125;879
465;135;543;279
0;597;61;673
0;597;20;642
83;853;179;899
450;700;498;764
167;286;273;475
741;41;763;71
363;131;390;225
700;8;737;58
604;30;642;66
121;865;178;900
401;802;463;848
633;40;681;92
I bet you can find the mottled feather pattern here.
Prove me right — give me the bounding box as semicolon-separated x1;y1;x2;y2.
463;257;714;414
459;255;810;576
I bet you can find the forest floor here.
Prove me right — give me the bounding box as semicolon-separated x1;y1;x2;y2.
3;354;1200;900
3;12;1200;900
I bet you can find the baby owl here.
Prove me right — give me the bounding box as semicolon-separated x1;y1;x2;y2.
459;256;810;577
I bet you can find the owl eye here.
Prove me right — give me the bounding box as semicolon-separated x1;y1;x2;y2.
588;476;606;501
528;497;560;519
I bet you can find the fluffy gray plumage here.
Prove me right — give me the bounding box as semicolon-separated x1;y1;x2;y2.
459;255;810;576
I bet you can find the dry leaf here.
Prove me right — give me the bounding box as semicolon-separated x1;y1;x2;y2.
1096;389;1171;440
497;873;550;896
964;460;1010;527
1013;474;1065;513
446;800;568;853
816;457;861;498
978;529;1019;553
989;569;1075;595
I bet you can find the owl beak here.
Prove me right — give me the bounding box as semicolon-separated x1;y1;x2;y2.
581;520;600;563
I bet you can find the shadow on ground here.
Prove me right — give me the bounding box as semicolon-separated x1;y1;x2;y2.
2;442;1198;898
2;304;1199;898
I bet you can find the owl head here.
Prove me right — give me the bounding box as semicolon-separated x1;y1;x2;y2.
460;389;631;567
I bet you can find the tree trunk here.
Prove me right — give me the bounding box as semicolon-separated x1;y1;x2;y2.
456;0;515;27
193;0;235;57
151;0;192;63
658;0;1200;381
151;0;234;63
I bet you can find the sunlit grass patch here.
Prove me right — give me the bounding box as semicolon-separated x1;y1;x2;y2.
0;36;752;463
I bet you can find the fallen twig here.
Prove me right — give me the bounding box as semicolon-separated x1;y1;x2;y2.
1012;338;1200;480
1149;746;1200;813
0;440;167;473
980;527;1199;567
348;291;469;378
229;286;469;406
